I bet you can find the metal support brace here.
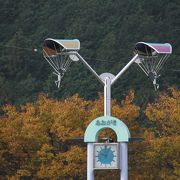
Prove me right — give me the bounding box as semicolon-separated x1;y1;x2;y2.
112;54;138;85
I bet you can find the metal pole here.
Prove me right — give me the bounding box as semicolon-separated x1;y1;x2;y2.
43;42;145;180
75;52;104;85
104;77;111;116
68;52;134;180
87;143;94;180
111;54;138;85
120;142;128;180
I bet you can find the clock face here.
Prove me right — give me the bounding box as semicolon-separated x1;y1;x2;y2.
94;143;119;169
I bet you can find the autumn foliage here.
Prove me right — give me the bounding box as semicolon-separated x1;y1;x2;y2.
0;88;179;179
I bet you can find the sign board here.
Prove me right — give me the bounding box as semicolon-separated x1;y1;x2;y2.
84;116;130;142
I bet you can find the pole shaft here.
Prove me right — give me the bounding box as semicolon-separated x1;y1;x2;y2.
104;77;111;116
111;54;138;85
87;143;94;180
75;52;104;85
120;142;128;180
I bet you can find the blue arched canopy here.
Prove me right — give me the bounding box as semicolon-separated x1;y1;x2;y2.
84;116;131;142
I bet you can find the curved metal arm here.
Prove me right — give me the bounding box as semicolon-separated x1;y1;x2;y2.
68;51;104;85
111;54;138;85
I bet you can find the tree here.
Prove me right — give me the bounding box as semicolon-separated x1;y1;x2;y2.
145;87;180;137
129;87;180;179
0;91;141;179
0;0;179;106
0;89;179;179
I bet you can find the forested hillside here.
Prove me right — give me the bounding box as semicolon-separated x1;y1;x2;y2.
0;1;180;179
0;0;179;106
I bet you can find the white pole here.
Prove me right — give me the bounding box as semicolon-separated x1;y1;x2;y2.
87;143;94;180
72;52;133;180
111;54;138;85
104;77;111;116
75;52;104;85
120;142;128;180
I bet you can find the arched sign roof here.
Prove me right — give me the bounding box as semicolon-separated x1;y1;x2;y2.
84;116;131;142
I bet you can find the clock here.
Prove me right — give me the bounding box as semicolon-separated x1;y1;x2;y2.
94;143;119;169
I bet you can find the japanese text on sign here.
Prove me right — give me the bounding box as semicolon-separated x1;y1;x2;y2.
95;119;117;126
